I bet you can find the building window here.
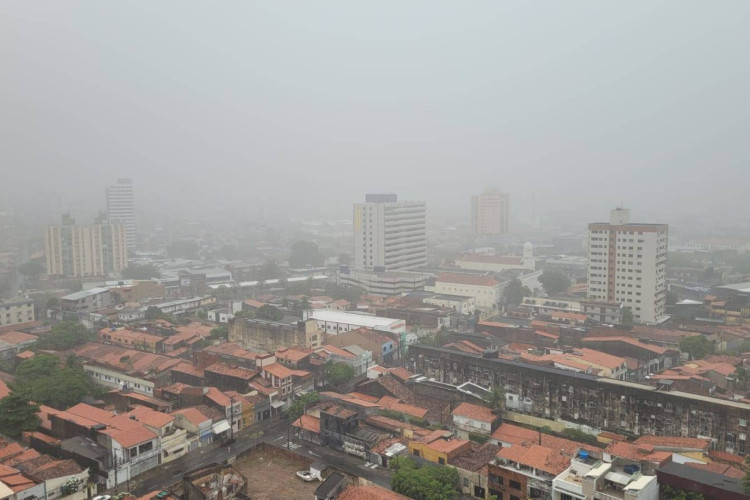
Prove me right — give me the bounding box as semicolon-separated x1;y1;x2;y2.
463;478;469;487
561;494;573;500
511;496;520;500
438;457;445;465
509;481;521;490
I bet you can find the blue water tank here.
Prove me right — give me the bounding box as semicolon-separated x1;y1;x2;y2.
578;450;589;460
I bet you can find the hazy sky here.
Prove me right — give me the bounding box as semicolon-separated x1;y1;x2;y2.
2;2;749;225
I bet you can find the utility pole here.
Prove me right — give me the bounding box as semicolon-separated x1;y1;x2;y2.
229;395;236;443
113;449;118;494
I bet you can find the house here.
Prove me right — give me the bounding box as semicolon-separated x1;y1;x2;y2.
337;484;411;500
203;388;242;437
197;342;275;370
292;415;322;445
656;461;748;500
60;288;112;314
171;407;214;448
552;453;658;500
74;342;182;396
425;272;502;311
319;404;383;459
451;402;500;440
323;328;398;365
206;308;233;324
316;344;369;376
203;363;255;393
170;362;205;387
451;442;501;499
408;430;471;465
126;406;189;464
98;327;163;353
490;444;572;500
275;346;313;369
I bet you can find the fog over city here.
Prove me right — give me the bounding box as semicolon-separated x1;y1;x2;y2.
3;2;750;228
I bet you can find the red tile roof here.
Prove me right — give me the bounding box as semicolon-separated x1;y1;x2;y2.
582;336;669;355
205;363;255;380
633;435;710;451
386;367;413;382
605;441;672;465
378;396;428;418
337;485;410;500
436;272;500;287
292;415;320;433
452;402;496;423
204;387;234;408
127;406;175;429
171;407;212;427
496;444;570;475
262;363;296;379
0;331;38;345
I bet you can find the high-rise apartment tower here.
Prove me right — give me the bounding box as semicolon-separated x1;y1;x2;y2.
471;189;510;236
106;178;135;251
353;194;426;271
587;209;668;324
45;214;128;277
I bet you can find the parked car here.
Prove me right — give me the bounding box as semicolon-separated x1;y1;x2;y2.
296;471;315;482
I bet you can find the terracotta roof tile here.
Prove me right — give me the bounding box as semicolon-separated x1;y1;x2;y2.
452;402;496;423
337;484;410;500
292;415;320;434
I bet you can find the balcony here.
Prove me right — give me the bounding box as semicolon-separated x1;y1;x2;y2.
595;488;625;500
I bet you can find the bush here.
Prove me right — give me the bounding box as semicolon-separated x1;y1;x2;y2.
468;432;489;444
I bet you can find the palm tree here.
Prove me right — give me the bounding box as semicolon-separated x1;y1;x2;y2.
488;386;505;416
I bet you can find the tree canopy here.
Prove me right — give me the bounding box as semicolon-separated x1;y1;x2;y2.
256;260;283;280
12;354;102;409
289;241;324;268
338;253;352;266
324;362;356;387
679;335;714;360
121;263;160;280
324;283;364;306
34;321;94;351
538;270;571;295
256;304;284;322
390;457;458;500
503;279;531;306
18;260;44;280
0;392;41;438
286;391;319;421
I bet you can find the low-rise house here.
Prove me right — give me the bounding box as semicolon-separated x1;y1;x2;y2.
60;288;112;314
292;415;322;445
203;388;242;437
425;272;502;311
323;327;399;365
316;344;369;376
74;342;182;396
126;406;189;464
408;430;471;465
656;461;748;500
275;346;313;369
451;402;500;440
171;407;214;449
204;363;255;394
314;472;347;500
552;454;658;500
98;326;163;353
0;331;37;365
207;308;233;323
490;444;572;500
170;362;205;387
229;317;323;351
304;309;406;336
451;442;501;499
197;342;275;370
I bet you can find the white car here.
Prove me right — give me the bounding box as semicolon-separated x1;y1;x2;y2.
296;471;315;482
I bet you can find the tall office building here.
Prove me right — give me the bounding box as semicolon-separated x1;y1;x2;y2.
471;189;510;236
45;214;128;277
587;209;668;324
353;194;427;271
106;178;135;251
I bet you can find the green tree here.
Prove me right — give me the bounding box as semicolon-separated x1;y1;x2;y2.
622;306;634;326
324;362;356;387
144;306;176;323
13;354;101;409
324;283;365;307
209;325;228;341
561;428;599;445
256;304;283;322
539;270;571;295
744;456;750;493
679;335;714;360
286;391;319;421
289;241;324;268
34;321;93;351
339;253;352;266
503;279;530;306
257;260;283;280
390;457;459;500
45;296;60;310
0;393;41;437
121;264;159;280
666;290;679;306
488;386;505;414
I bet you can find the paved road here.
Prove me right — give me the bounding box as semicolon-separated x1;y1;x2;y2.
129;417;392;495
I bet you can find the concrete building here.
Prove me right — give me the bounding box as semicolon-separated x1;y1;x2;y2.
229;317;323;351
471;189;510;236
323;327;398;364
305;309;406;336
457;244;535;272
339;267;431;296
45;214;128;277
0;297;35;328
353;193;426;271
552;455;658;500
587;209;668;324
60;287;112;313
425;272;502;311
106;178;135;251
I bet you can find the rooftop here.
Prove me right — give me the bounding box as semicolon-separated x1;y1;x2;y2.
436;272;500;287
309;309;400;328
497;444;571;475
61;287;110;301
452;402;496;423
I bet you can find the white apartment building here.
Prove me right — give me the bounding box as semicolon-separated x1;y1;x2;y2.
106;178;136;251
587;209;668;324
0;297;35;327
425;272;502;310
304;308;406;335
45;214;128;278
471;189;510;236
353;193;426;271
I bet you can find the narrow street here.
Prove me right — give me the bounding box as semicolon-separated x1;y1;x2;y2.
128;417;393;495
